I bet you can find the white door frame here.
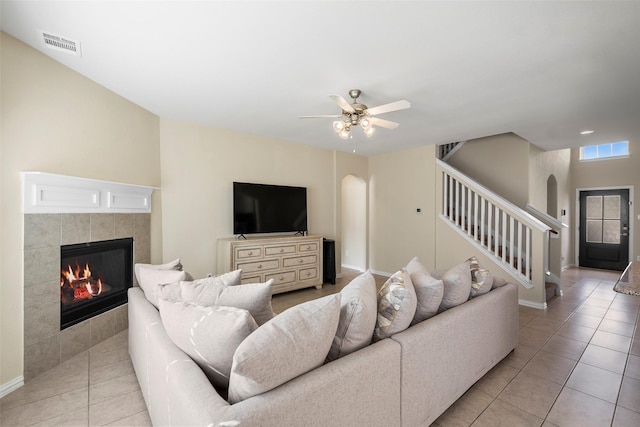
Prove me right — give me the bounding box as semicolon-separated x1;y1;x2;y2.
575;185;634;268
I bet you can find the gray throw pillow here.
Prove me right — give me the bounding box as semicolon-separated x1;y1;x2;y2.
438;261;472;312
406;257;443;324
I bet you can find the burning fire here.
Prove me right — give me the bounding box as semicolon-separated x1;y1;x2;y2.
60;262;103;304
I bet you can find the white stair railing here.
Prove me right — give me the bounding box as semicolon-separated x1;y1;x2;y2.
437;159;551;297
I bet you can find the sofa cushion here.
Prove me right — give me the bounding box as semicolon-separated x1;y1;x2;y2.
373;269;417;341
467;256;493;298
326;270;377;362
492;276;508;289
158;298;258;389
227;293;341;404
439;261;472;311
180;278;274;326
405;257;444;324
134;258;182;285
137;268;188;308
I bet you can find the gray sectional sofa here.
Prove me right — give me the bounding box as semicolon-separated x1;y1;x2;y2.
128;281;518;426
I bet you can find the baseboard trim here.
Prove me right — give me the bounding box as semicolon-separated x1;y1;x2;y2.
370;269;394;278
0;376;24;398
519;299;547;310
341;264;365;272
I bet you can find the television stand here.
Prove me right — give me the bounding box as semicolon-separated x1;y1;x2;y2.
217;235;323;294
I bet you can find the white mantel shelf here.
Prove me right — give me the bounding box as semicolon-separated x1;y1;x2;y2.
21;172;159;214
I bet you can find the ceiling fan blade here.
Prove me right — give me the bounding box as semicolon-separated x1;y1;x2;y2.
369;117;400;129
298;115;344;119
365;100;411;116
329;94;356;113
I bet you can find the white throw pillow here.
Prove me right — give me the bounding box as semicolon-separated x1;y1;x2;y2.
467;256;493;298
373;269;417;341
180;278;274;326
137;268;188;308
326;270;377;362
134;258;182;285
158;298;258;389
227;293;341;404
405;257;443;324
439;261;472;312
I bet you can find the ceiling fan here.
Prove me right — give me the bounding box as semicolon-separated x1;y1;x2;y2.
299;89;411;139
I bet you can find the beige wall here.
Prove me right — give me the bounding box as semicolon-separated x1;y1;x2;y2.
368;144;437;274
570;141;640;266
529;146;572;270
0;33;162;385
341;175;367;270
158;118;337;279
447;133;531;208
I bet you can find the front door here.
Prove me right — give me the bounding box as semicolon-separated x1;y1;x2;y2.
579;189;630;271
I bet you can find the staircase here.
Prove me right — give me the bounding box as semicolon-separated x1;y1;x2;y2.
436;159;552;308
438;141;465;161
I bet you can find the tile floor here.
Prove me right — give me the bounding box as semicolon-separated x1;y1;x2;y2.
1;267;639;426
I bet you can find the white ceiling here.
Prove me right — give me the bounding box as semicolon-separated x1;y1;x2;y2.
3;1;640;156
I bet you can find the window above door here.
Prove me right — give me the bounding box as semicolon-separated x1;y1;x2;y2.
580;141;629;161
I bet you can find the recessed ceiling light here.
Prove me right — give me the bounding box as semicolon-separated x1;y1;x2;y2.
580;130;594;135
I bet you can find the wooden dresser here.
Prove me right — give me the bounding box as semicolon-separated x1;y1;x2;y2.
217;235;323;294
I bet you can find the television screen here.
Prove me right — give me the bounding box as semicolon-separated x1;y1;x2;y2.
233;182;308;235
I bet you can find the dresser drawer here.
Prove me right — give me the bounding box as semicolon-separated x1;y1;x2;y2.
298;242;318;253
235;247;262;260
238;259;279;273
299;267;319;281
240;274;263;284
283;255;317;268
264;244;296;257
266;270;296;285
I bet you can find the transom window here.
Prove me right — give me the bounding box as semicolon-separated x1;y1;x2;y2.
580;141;629;161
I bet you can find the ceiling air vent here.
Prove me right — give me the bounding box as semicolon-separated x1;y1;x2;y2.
39;30;82;57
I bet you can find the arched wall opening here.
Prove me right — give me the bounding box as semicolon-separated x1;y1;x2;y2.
341;174;367;271
547;174;558;218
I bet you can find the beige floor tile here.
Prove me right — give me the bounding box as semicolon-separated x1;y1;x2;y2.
565;312;602;329
470;399;543;427
502;344;538;370
522;350;577;385
604;308;639;324
89;373;141;405
575;304;608;318
582;297;612;309
29;407;88;427
566;362;622;403
90;357;135;385
104;409;152;426
0;387;88;426
612;406;640;427
89;389;147;426
580;344;628;374
519;327;555;350
546;387;615;427
435;387;493;427
598;318;635;337
525;317;564;335
540;335;588;361
617;376;640;413
471;361;519;397
631;338;640;357
497;371;562;419
555;322;595;343
519;312;536;328
625;354;640;379
608;300;640;314
590;330;632;353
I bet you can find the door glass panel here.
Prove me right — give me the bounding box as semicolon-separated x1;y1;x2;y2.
587;220;603;243
603;220;621;244
586;196;603;219
604;195;620;219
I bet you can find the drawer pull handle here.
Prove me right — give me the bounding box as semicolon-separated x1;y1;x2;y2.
306;272;311;277
298;259;303;264
279;276;285;281
279;249;284;253
248;251;253;255
306;246;310;249
257;264;262;269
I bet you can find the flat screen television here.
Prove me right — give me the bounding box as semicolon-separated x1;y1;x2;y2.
233;182;308;235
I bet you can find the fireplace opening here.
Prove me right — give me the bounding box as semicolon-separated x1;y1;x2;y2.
60;237;133;330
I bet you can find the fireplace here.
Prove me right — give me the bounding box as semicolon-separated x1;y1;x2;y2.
60;238;133;330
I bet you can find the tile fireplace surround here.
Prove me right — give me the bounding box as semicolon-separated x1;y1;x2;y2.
21;172;156;381
23;213;151;380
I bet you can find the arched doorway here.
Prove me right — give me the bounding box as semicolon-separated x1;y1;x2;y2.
341;175;367;271
547;175;558;219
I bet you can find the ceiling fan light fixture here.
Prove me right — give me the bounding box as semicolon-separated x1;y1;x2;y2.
360;117;371;130
338;125;351;139
364;127;376;138
333;120;345;132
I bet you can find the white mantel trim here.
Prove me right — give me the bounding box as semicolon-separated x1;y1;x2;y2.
21;172;159;214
